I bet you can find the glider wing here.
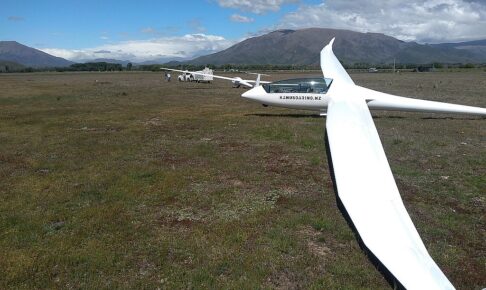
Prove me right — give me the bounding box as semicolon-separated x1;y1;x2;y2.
322;38;455;289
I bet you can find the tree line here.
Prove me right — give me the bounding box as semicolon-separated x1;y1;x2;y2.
159;62;484;71
0;61;484;73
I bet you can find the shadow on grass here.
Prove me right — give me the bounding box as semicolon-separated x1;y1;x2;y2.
373;115;483;120
324;130;405;290
245;113;322;118
372;115;405;119
182;87;212;90
420;116;485;120
247;113;484;122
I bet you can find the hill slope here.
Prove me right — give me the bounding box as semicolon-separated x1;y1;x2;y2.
0;60;25;72
0;41;73;68
432;40;486;61
189;28;485;65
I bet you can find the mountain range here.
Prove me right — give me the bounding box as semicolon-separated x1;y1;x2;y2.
1;28;486;68
188;28;486;65
0;41;73;68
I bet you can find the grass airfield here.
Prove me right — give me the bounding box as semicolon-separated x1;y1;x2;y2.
0;70;485;289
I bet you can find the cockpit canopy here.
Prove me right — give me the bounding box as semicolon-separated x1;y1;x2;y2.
263;78;333;94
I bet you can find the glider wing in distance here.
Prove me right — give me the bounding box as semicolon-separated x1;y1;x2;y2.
161;68;270;88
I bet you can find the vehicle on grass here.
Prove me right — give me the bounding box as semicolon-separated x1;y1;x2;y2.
163;67;269;88
176;67;214;83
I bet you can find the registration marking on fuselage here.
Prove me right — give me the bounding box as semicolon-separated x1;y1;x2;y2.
278;95;323;101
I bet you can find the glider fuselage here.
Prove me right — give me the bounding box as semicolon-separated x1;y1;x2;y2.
242;77;333;113
242;78;486;116
243;84;331;111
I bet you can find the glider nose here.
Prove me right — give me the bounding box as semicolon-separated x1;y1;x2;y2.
241;89;254;99
241;85;267;102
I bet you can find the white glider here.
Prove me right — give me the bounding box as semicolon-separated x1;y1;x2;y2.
241;38;485;289
161;68;270;88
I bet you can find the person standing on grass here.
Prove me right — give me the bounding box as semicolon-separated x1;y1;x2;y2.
167;73;171;82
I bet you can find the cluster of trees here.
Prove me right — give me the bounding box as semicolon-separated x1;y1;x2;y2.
157;62;485;72
0;61;127;73
136;64;164;71
0;61;484;73
346;62;479;70
0;66;35;73
67;62;123;71
0;61;28;72
157;64;321;71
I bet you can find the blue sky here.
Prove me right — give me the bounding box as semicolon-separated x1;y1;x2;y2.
2;0;485;62
1;0;320;49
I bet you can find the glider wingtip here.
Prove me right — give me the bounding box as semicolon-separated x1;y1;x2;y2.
322;37;336;54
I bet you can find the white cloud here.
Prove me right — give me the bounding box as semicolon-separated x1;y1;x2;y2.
188;18;206;33
217;0;298;14
230;14;255;23
138;26;180;36
39;34;235;62
141;27;156;34
280;0;486;43
7;16;24;21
